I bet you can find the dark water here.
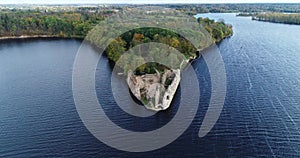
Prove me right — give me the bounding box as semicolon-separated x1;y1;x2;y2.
0;13;300;157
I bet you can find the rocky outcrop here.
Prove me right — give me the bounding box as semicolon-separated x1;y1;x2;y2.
127;69;180;111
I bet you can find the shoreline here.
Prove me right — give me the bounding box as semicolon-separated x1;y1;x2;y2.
252;18;300;25
0;35;84;41
0;34;231;61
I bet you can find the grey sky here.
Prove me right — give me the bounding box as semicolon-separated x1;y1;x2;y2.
1;0;300;4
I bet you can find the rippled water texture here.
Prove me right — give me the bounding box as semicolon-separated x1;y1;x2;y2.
0;13;299;157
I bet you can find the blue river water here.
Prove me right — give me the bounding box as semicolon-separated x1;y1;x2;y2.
0;13;299;157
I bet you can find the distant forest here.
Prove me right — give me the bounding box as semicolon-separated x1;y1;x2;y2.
0;9;232;73
253;13;300;25
0;11;105;37
0;9;234;40
163;3;300;14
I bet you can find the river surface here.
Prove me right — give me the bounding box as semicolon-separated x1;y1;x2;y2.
0;13;300;157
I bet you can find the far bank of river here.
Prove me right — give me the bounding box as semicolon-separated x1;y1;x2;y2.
0;35;84;41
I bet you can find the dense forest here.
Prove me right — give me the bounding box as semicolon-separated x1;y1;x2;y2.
0;11;105;37
0;9;232;74
197;17;233;42
105;18;233;61
253;13;300;25
0;10;232;41
167;3;300;14
96;18;233;74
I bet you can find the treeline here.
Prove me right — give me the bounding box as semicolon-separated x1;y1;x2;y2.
168;3;300;14
236;12;258;17
104;27;198;73
253;13;300;25
0;10;232;74
0;11;105;37
99;18;233;74
197;17;233;42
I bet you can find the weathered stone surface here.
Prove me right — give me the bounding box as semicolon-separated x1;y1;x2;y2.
127;69;180;111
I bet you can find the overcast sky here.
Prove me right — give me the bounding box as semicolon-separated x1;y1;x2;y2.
0;0;300;4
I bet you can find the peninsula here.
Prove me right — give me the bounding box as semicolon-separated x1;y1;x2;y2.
0;6;233;111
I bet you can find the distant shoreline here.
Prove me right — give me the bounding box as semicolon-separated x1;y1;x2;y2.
0;35;84;41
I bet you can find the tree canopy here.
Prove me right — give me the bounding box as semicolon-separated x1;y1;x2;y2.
0;11;105;37
102;19;233;74
253;12;300;25
0;9;233;74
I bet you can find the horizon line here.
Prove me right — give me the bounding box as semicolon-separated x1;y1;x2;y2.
1;2;300;5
